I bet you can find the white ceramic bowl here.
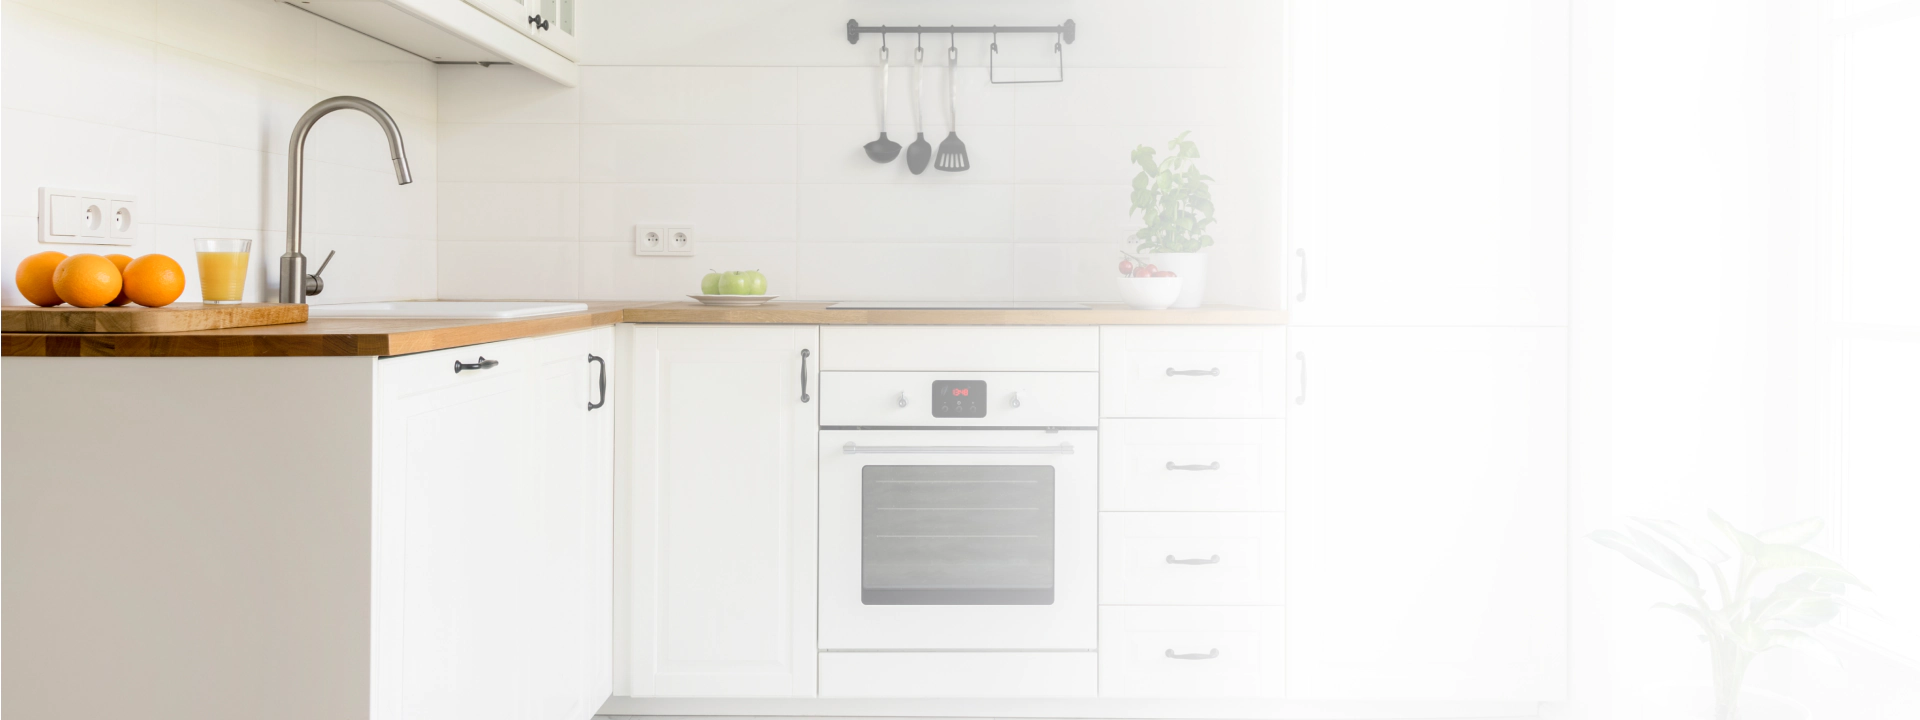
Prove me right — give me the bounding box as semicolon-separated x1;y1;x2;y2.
1115;276;1184;310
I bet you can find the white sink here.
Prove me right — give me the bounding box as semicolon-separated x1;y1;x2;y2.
306;301;591;320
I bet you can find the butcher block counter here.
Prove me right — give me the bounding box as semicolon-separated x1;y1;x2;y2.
0;301;1285;357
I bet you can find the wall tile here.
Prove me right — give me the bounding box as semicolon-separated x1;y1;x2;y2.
1014;184;1136;243
440;123;580;182
797;124;1013;184
313;21;437;121
579;240;795;299
2;3;157;132
580;125;794;183
300;232;437;303
795;243;1014;301
798;184;1013;242
439;64;579;124
582;67;796;124
438;241;580;299
795;66;1015;127
10;0;157;41
439;182;579;242
1015;125;1237;185
156;47;321;153
580;183;795;242
1012;68;1238;126
3;109;155;220
157;0;317;86
1012;242;1127;302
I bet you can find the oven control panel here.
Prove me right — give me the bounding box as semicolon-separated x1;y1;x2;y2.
930;380;988;418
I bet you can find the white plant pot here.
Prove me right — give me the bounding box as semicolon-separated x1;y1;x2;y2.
1149;253;1207;309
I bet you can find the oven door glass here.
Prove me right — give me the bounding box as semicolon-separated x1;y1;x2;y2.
861;465;1055;605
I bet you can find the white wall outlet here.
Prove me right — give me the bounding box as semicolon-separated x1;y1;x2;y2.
635;226;664;254
39;188;135;246
665;226;695;255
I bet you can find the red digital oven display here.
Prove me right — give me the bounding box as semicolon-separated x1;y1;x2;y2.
931;380;987;418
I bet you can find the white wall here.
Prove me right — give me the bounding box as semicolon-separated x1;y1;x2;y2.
1;0;438;306
435;0;1272;304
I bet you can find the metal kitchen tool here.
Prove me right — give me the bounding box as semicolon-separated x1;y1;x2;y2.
905;39;932;174
862;42;900;163
935;40;970;172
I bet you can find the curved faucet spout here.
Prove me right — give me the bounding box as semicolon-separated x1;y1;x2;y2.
281;96;412;303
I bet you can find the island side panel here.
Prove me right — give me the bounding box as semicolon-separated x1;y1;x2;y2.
3;356;379;720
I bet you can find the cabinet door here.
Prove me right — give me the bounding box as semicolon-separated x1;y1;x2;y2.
523;328;614;719
619;325;819;697
1285;0;1567;325
378;340;541;720
1286;327;1566;701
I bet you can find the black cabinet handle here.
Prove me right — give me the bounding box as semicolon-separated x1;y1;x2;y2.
800;349;812;403
528;14;549;30
587;354;607;410
454;356;498;373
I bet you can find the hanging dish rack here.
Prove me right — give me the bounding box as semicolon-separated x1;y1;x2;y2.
846;19;1074;84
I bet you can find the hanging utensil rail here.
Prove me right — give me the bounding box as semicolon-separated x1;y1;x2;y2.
846;19;1076;45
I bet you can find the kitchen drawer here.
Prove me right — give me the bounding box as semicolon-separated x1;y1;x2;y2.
377;335;538;397
1100;419;1284;512
1100;326;1286;418
1099;606;1285;698
819;652;1097;697
822;326;1099;371
1100;513;1284;605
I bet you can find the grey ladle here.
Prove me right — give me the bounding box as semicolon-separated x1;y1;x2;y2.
862;44;900;163
905;45;932;174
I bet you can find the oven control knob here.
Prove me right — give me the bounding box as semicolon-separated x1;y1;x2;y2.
897;391;910;408
1010;391;1022;409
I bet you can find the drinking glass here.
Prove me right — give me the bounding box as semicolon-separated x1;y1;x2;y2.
194;238;251;304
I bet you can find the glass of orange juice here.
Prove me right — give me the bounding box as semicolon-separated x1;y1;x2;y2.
194;238;251;304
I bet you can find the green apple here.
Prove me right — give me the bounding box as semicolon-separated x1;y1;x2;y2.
744;270;767;295
700;270;723;295
719;271;756;295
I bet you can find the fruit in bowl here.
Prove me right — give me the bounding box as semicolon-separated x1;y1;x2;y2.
1115;252;1181;309
701;269;768;296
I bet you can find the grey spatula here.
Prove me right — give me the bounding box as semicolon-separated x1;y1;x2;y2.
935;45;969;172
905;46;932;174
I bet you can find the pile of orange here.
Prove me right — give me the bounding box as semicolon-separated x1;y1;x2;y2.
15;251;185;308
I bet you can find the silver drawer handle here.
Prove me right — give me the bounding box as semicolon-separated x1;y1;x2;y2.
1166;367;1221;377
1166;648;1220;660
1166;461;1221;471
1165;554;1221;565
844;442;1074;455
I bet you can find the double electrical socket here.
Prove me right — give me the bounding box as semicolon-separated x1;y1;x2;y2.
39;187;137;245
634;225;696;256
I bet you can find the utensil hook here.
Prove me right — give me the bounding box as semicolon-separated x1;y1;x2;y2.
948;27;958;62
914;32;923;63
878;32;888;60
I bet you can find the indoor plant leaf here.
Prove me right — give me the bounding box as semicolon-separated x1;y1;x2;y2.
1756;517;1824;546
1627;526;1702;593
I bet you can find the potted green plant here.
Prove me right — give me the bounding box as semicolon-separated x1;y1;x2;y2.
1591;512;1866;720
1129;131;1215;308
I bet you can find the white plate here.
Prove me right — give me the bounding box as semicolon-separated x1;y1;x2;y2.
688;294;779;306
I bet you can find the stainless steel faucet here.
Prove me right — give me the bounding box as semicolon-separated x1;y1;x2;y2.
280;96;413;303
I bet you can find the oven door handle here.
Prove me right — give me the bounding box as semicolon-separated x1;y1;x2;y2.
842;442;1075;455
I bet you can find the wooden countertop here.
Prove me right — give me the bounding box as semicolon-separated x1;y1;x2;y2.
2;301;1284;358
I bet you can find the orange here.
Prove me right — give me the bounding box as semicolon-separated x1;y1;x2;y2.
14;251;68;306
104;253;134;306
122;254;186;308
51;253;123;308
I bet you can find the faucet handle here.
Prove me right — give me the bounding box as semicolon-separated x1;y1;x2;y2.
304;250;335;297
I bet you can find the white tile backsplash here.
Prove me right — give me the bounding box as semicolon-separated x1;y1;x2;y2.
579;240;796;300
798;184;1014;242
582;67;797;124
439;64;579;124
580;124;797;183
1;0;437;307
439;183;580;242
440;122;578;182
796;243;1015;301
579;183;796;243
438;240;580;300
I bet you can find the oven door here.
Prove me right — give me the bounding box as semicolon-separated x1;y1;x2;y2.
820;429;1097;650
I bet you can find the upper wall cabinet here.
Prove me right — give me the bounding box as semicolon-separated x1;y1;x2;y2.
289;0;581;86
1284;0;1567;326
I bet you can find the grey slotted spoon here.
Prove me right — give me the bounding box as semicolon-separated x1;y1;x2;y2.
862;44;900;163
905;45;932;174
934;44;970;172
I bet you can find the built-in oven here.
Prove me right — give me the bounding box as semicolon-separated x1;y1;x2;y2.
818;371;1099;651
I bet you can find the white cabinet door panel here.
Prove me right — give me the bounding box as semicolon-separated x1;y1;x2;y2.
1100;419;1285;512
1286;327;1566;700
619;325;819;697
1100;513;1285;606
1099;606;1285;698
1286;0;1567;325
1100;326;1286;419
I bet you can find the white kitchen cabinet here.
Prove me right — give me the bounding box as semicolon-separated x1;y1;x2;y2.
1099;606;1286;698
1100;326;1287;419
1099;419;1285;512
1284;0;1567;325
1285;327;1566;701
1100;513;1286;606
291;0;580;85
3;328;614;720
617;325;819;697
